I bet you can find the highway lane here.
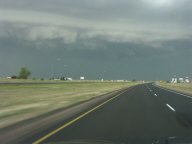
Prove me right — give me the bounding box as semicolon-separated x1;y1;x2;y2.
23;84;192;144
149;84;192;129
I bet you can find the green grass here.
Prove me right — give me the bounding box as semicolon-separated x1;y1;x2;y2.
0;81;139;128
158;82;192;95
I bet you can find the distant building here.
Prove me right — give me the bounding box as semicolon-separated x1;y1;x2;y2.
67;78;73;81
171;78;177;83
80;76;85;80
54;78;60;80
178;78;184;83
171;76;190;83
185;77;190;83
116;80;125;82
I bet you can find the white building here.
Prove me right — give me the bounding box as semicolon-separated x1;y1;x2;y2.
67;78;73;81
185;77;190;83
171;78;177;83
178;78;184;83
116;80;125;82
80;76;85;80
171;76;190;83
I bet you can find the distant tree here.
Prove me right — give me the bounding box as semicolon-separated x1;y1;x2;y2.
60;76;67;80
18;67;31;79
11;76;17;79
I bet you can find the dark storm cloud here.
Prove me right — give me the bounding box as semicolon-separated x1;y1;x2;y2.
0;0;192;80
1;0;192;23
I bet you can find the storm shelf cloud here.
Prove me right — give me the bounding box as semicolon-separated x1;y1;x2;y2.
0;0;192;80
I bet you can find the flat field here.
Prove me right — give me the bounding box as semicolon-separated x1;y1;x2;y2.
0;80;138;128
158;82;192;95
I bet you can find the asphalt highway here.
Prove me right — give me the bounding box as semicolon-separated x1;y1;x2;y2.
22;83;192;144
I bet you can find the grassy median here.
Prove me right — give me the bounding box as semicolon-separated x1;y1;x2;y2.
0;80;139;128
158;82;192;95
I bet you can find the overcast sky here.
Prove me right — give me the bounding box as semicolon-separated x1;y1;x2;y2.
0;0;192;80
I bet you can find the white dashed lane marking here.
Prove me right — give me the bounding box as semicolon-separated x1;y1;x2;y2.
166;104;176;112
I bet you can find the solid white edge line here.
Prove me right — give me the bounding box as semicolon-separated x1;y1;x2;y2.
152;84;192;99
166;104;176;112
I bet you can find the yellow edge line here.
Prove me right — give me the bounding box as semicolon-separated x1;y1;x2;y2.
33;89;127;144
